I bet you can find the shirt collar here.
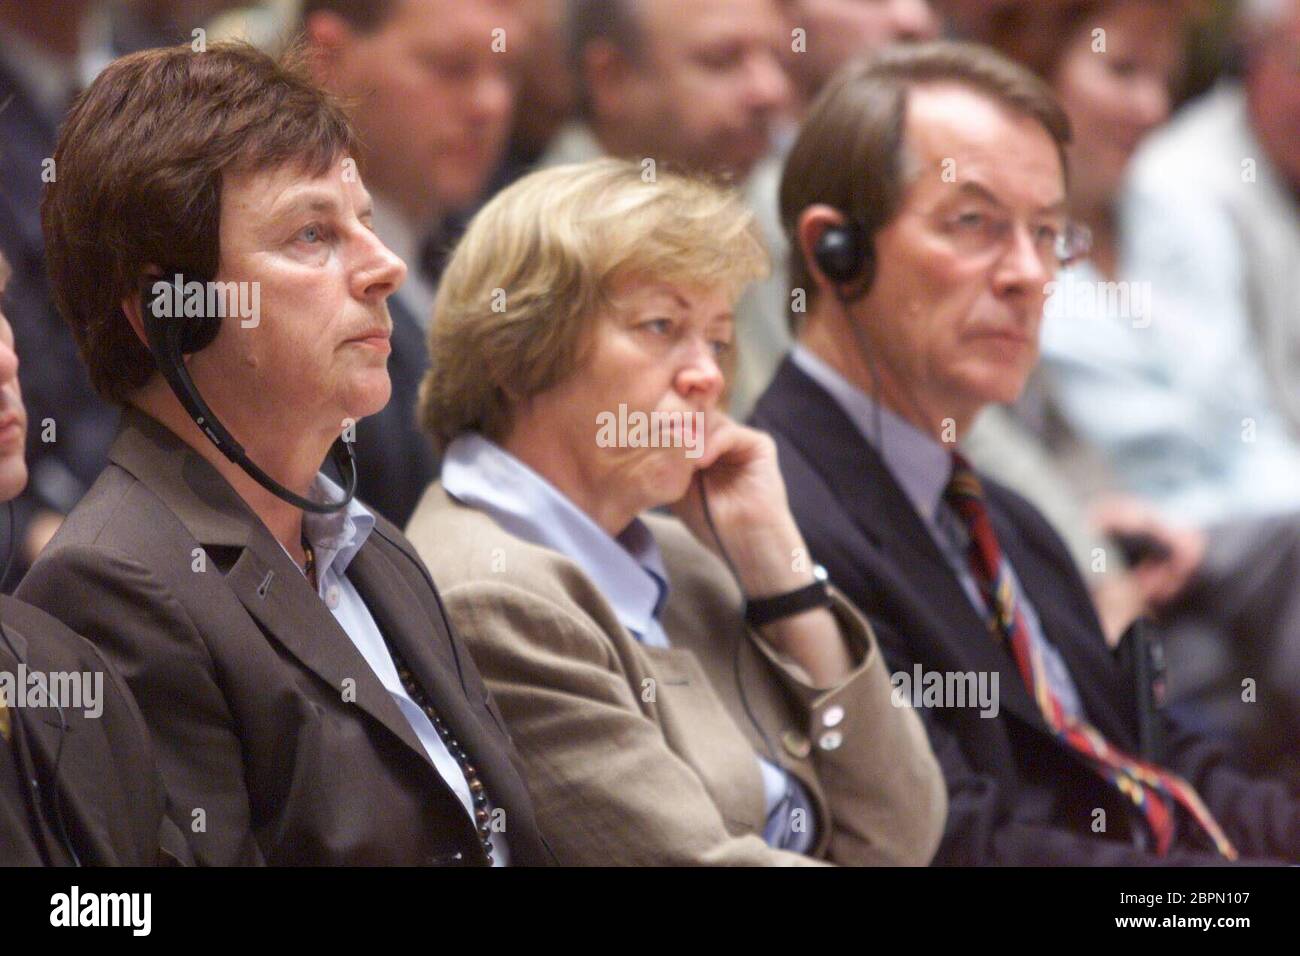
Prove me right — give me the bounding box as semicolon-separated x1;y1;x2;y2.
441;432;669;640
300;472;376;581
790;343;954;524
538;121;607;167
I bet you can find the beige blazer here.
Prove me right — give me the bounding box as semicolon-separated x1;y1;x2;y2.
407;483;946;866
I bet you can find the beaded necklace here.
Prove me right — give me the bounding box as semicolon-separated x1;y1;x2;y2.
301;535;495;863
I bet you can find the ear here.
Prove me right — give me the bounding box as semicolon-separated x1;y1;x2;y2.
583;39;637;122
797;203;851;292
122;268;165;350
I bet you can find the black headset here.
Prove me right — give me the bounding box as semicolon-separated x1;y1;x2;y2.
812;217;873;290
809;210;906;478
140;273;357;514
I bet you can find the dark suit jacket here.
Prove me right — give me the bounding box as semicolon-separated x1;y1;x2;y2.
753;357;1300;865
0;595;183;865
346;293;439;527
17;409;550;865
0;59;119;588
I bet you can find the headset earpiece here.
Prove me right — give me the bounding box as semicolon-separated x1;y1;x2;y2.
813;219;874;292
141;272;223;356
136;272;357;514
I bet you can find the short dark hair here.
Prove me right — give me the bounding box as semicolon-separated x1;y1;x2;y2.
42;41;359;405
781;40;1072;312
300;0;400;33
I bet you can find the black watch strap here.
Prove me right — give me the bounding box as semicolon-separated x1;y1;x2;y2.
744;565;832;629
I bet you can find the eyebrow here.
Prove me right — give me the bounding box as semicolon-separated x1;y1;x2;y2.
269;190;374;223
710;313;736;333
950;180;1067;216
664;290;733;325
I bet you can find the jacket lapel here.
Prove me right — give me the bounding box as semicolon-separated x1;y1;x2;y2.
107;409;437;771
222;544;436;765
995;517;1139;749
346;533;536;832
755;359;1050;733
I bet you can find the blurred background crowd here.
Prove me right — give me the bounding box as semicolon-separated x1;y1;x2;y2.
1;0;1298;780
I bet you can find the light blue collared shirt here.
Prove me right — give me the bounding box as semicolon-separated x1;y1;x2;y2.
790;345;1085;720
290;474;508;865
442;432;816;852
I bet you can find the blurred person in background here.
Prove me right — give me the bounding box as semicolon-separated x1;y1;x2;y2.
491;0;577;189
303;0;521;526
0;0;119;587
778;0;941;117
550;0;789;178
550;0;793;416
1108;0;1300;498
965;0;1300;773
406;159;946;866
732;0;943;418
0;1;250;590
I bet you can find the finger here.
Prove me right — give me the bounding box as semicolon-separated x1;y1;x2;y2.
695;415;745;471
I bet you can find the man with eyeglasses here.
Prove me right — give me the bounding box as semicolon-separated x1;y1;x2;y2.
751;42;1300;864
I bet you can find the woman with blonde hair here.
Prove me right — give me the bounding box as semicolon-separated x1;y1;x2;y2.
405;158;946;866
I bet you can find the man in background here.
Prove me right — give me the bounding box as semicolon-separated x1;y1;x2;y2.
730;0;941;416
303;0;520;525
548;0;792;415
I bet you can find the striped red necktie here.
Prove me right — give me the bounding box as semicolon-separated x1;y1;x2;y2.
944;453;1237;859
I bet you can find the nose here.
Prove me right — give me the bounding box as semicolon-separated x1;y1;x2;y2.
674;338;726;404
0;335;23;414
745;48;791;114
0;329;18;387
992;221;1052;300
467;65;515;130
352;229;407;305
892;0;941;41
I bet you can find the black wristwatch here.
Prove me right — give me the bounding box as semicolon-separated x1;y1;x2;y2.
743;564;832;629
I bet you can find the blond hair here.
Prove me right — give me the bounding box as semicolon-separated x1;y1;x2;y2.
420;158;768;451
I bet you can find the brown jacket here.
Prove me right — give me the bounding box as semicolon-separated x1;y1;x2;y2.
0;595;188;865
406;483;946;866
17;409;552;865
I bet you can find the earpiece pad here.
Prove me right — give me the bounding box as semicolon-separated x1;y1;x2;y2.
141;273;222;356
813;221;872;287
